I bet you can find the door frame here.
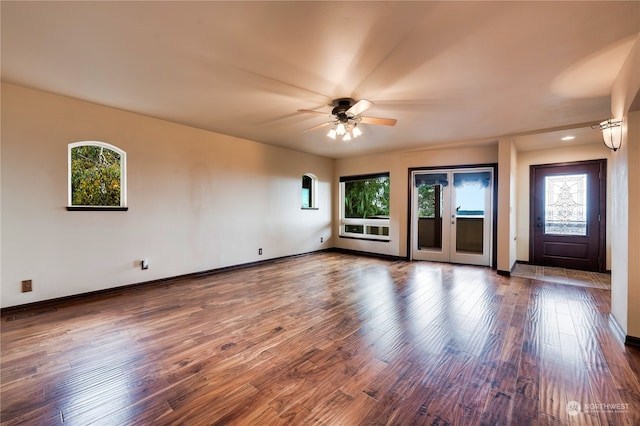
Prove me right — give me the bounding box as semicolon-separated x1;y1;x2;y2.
407;163;498;269
528;159;607;272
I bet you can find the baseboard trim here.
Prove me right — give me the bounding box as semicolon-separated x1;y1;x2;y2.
607;315;640;348
1;249;333;316
330;247;408;262
626;335;640;348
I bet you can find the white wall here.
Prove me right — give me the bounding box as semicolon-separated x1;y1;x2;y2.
515;144;612;268
334;144;498;259
1;84;333;308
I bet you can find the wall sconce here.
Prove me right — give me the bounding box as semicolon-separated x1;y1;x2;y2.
594;119;623;151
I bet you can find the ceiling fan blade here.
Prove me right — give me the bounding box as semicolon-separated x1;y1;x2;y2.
298;109;330;116
346;99;373;117
303;122;332;133
360;116;397;126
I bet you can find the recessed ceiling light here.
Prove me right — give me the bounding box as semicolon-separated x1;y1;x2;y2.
561;136;575;141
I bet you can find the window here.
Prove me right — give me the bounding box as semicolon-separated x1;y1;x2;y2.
68;141;127;210
544;173;587;235
302;174;317;209
340;172;390;240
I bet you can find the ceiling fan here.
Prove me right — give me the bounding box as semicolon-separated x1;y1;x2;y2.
298;98;397;141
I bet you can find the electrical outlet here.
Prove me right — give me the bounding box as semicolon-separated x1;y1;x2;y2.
258;248;263;255
321;237;324;243
141;259;149;270
22;280;32;292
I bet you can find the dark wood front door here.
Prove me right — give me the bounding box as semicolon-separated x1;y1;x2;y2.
530;160;606;272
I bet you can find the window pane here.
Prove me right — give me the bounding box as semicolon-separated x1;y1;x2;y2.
544;173;587;236
417;182;443;250
345;225;364;234
344;176;390;219
454;174;486;254
367;225;389;236
302;175;312;208
71;145;122;206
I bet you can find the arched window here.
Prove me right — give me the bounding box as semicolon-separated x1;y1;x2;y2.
67;141;127;210
302;173;317;209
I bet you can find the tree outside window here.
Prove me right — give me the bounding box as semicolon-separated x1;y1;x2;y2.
417;185;440;218
344;176;389;218
340;173;390;240
68;142;126;208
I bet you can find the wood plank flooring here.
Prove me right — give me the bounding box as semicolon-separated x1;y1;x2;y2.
2;252;640;425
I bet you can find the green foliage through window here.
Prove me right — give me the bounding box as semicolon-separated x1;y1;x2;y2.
70;144;122;206
343;175;390;218
418;185;440;218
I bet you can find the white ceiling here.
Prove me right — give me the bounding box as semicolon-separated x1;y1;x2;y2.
2;1;638;159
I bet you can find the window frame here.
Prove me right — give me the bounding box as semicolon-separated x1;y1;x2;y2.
339;172;390;241
301;173;318;210
67;141;128;211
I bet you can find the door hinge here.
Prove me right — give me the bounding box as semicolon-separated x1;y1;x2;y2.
598;214;601;222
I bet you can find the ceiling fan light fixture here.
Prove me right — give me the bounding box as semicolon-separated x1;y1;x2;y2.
299;98;396;142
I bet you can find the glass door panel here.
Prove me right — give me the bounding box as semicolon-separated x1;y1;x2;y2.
412;172;450;262
417;184;443;250
544;173;587;236
451;171;491;265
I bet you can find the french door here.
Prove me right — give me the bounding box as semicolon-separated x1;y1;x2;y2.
530;160;606;272
411;168;493;266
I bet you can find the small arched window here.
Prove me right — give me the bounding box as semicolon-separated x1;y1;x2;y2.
67;141;127;210
302;173;317;209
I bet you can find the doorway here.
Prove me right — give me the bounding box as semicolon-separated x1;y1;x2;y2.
530;159;606;272
410;167;494;266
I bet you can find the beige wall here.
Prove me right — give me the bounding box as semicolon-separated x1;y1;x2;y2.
497;138;518;273
1;84;333;308
607;109;639;337
625;111;640;338
610;35;640;337
515;144;612;268
334;144;499;259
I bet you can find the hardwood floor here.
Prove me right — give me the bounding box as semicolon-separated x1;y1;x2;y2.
2;252;639;425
